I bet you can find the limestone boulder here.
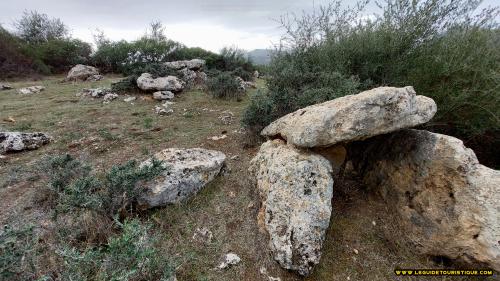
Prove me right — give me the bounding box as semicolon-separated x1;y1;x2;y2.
67;64;99;81
249;139;334;276
18;86;45;95
0;84;13;90
1;132;51;153
139;148;226;207
153;91;174;100
349;129;500;270
165;59;205;70
137;73;185;92
261;86;436;147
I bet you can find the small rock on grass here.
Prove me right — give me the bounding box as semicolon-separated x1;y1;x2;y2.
218;253;241;270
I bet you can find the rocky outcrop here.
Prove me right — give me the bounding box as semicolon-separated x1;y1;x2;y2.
249;139;334;276
1;132;51;153
165;59;205;70
349;129;500;271
153;91;174;101
154;101;174;115
262;86;436;147
178;68;207;87
67;64;99;81
77;88;115;98
137;73;185;92
18;86;45;95
139;148;226;208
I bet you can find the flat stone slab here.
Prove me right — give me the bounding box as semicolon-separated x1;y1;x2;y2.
261;86;436;147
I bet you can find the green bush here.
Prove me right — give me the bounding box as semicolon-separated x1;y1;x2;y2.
207;71;243;100
0;25;37;79
0;225;38;280
241;90;275;131
41;154;165;218
59;219;173;281
243;0;499;166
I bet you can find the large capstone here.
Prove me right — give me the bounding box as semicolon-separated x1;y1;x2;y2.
138;148;226;208
349;129;500;271
261;86;436;148
1;132;51;153
67;64;99;81
164;59;205;70
136;73;185;92
249;139;334;276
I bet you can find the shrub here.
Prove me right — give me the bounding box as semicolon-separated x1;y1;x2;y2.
241;90;275;132
41;154;165;218
59;219;173;281
245;0;499;166
207;71;243;100
0;225;38;280
0;25;37;79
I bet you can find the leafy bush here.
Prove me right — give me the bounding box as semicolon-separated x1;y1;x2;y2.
0;25;37;79
59;219;173;281
207;71;243;100
241;90;275;131
244;0;499;166
42;154;165;218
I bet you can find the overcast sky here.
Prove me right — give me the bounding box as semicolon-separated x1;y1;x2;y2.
0;0;497;52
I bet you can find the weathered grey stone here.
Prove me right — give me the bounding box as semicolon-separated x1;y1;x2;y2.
139;148;226;207
262;86;437;148
67;64;99;80
349;129;500;271
86;74;104;82
153;91;174;100
154;101;175;115
0;84;13;90
137;73;185;92
249;139;333;276
18;86;45;95
165;59;205;70
1;132;51;153
78;88;113;98
103;93;118;103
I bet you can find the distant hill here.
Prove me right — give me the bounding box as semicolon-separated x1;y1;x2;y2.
247;49;272;65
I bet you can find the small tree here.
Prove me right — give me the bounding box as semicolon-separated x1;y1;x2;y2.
14;10;69;44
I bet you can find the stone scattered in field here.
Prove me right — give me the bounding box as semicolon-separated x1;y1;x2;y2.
138;148;226;208
0;84;13;90
153;90;174;100
137;73;185;92
1;132;51;153
78;87;115;98
209;134;227;141
154;101;175;115
262;86;436;147
165;59;205;70
86;74;104;82
192;227;213;244
349;129;500;271
18;86;45;95
103;93;118;103
123;96;136;102
217;253;241;270
218;110;234;125
67;64;99;81
249;139;334;276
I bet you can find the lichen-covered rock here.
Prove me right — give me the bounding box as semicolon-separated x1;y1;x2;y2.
78;88;114;98
262;86;436;148
103;93;118;103
139;148;226;207
349;129;500;270
165;59;205;70
67;64;99;80
249;139;333;276
153;91;174;100
137;73;185;92
1;132;51;153
18;86;45;95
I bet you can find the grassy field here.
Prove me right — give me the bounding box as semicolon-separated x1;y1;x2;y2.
0;76;496;281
